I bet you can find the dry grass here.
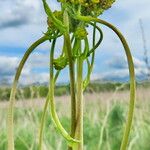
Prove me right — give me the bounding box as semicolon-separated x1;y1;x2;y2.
0;87;149;109
0;88;150;150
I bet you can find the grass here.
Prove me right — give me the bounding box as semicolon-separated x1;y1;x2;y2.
1;82;150;101
0;88;150;150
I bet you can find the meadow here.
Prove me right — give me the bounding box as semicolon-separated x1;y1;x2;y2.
0;86;150;150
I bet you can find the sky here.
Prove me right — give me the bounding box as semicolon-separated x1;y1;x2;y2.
0;0;150;85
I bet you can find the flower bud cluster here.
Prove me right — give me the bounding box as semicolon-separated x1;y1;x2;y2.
58;0;116;16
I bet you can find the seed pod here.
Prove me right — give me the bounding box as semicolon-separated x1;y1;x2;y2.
53;56;68;70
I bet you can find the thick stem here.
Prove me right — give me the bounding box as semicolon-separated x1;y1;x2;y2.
65;33;77;150
7;36;48;150
63;10;77;150
75;42;84;150
65;33;77;137
77;15;136;149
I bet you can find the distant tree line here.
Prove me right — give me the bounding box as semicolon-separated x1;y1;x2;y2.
0;82;150;101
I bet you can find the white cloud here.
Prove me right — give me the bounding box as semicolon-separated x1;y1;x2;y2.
0;55;31;83
0;56;19;76
0;0;41;29
19;72;49;85
106;55;146;69
27;52;49;68
92;55;149;81
0;0;150;83
0;53;50;85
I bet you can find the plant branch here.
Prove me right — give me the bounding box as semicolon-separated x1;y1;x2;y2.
49;39;79;147
38;41;60;150
83;23;103;90
77;15;136;150
7;35;49;150
63;10;77;150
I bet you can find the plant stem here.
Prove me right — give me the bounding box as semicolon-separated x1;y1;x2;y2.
7;36;48;150
75;41;84;150
38;38;58;150
96;19;136;150
91;22;96;68
38;94;49;150
63;10;77;150
98;20;136;150
87;23;103;57
49;39;78;146
65;33;76;139
39;69;60;150
77;15;136;149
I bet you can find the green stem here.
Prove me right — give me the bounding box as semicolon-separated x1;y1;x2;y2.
38;94;49;150
96;19;136;150
38;69;60;150
90;21;96;71
75;42;84;150
63;10;77;150
65;32;77;150
72;38;81;57
49;39;78;146
91;22;96;68
7;36;49;150
87;23;103;57
83;23;103;90
77;15;136;150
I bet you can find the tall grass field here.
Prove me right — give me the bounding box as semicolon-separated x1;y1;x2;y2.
0;87;150;150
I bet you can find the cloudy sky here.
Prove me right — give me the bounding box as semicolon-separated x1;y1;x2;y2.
0;0;150;85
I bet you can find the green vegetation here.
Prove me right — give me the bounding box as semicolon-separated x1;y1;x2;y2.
1;94;150;150
0;82;149;101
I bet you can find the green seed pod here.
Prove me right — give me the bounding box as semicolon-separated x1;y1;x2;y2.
53;56;68;70
74;27;88;40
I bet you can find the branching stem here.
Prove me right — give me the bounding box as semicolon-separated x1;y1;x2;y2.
77;15;136;150
49;39;79;146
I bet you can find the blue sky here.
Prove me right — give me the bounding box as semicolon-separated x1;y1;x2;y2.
0;0;150;85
